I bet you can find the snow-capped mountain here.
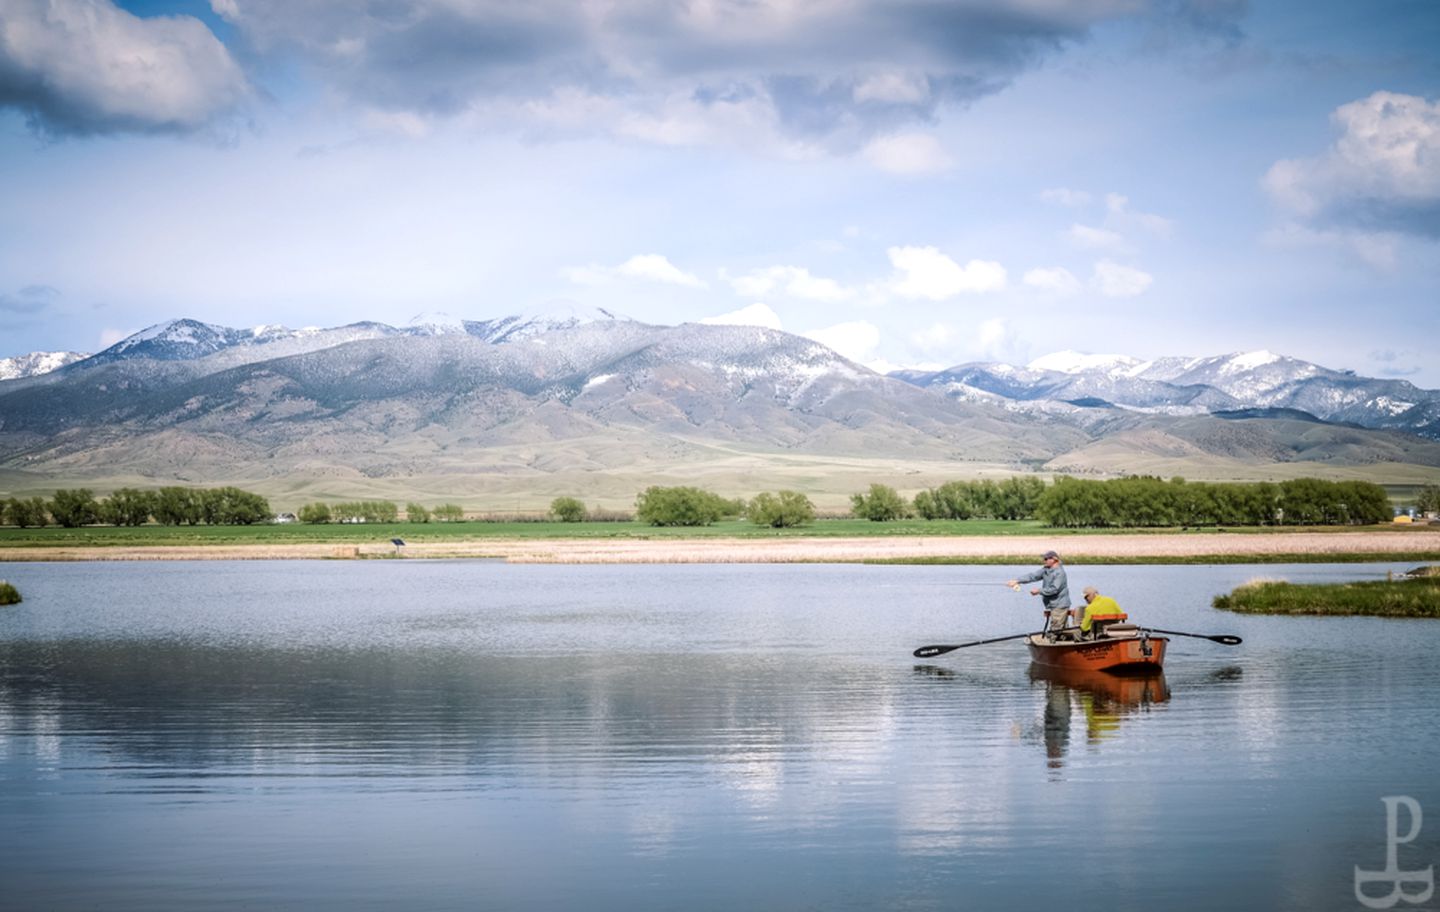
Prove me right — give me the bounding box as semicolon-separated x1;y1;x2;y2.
2;322;1438;497
896;351;1440;439
0;350;88;381
464;304;626;343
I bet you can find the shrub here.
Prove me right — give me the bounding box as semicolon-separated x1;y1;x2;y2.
550;497;588;523
748;491;816;528
634;486;739;526
406;502;432;523
851;484;910;521
0;581;20;606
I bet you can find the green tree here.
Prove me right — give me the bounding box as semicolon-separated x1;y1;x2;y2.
100;488;155;526
433;504;465;522
748;490;816;528
406;502;432;523
1418;484;1440;515
298;502;332;524
49;488;99;528
153;487;203;525
851;484;910;521
201;487;271;525
4;497;49;528
549;497;588;523
634;486;737;526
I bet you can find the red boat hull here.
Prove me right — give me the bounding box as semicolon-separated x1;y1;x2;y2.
1026;633;1168;672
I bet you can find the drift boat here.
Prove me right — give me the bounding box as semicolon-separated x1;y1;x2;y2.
1026;624;1167;672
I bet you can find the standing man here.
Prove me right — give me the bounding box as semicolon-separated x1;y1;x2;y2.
1008;550;1071;637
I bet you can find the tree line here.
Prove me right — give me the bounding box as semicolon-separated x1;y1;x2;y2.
1033;476;1392;528
296;501;466;523
2;487;272;528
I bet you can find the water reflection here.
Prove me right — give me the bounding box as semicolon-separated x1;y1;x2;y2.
1027;665;1170;769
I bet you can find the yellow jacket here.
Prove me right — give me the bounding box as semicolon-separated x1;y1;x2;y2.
1081;594;1123;632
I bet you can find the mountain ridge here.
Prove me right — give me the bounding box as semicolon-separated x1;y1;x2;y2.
3;316;1438;505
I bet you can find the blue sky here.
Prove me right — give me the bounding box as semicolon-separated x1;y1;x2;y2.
2;0;1437;384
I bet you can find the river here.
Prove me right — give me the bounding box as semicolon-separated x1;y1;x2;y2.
1;560;1436;911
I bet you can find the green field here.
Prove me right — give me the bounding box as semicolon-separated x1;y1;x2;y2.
1213;573;1440;616
0;517;1432;550
0;517;1053;548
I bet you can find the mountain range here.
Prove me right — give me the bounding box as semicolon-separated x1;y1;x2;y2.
2;311;1438;506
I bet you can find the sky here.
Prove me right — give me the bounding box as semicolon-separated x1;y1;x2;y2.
1;0;1438;384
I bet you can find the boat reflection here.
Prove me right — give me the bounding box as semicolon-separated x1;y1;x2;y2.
1029;665;1170;769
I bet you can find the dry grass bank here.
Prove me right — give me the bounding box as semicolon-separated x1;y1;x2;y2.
3;530;1439;564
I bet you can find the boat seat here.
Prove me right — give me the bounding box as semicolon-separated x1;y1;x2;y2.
1101;623;1139;637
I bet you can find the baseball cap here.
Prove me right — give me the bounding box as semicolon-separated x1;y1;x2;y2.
1042;550;1060;560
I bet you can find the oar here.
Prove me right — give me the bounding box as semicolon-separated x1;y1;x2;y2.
1142;628;1243;646
914;631;1039;659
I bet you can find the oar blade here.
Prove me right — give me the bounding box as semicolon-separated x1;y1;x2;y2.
1213;634;1243;646
914;645;957;658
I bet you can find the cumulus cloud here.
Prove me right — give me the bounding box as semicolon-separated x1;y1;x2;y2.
701;302;784;330
1023;267;1082;295
725;266;853;302
862;132;953;175
803;321;881;364
888;246;1006;299
1091;259;1153;297
0;0;250;136
206;0;1208;149
1264;91;1440;238
564;254;706;288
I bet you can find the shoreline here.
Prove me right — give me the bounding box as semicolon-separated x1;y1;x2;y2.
2;530;1439;564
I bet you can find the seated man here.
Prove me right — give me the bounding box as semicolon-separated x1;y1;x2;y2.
1078;586;1126;638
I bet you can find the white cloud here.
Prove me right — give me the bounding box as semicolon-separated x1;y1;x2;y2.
1105;193;1175;236
910;322;956;353
1264;91;1440;237
725;266;853;301
862;133;953;175
1067;224;1129;251
1040;188;1092;207
0;0;250;135
564;254;706;289
1091;260;1153;297
700;302;784;330
853;72;931;105
1023;266;1082;295
888;246;1007;299
803;321;881;363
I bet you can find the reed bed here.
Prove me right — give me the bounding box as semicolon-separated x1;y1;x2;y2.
1213;575;1440;617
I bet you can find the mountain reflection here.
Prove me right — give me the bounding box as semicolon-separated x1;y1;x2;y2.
1028;665;1170;769
0;640;902;786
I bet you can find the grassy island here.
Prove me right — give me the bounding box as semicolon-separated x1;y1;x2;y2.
1213;570;1440;617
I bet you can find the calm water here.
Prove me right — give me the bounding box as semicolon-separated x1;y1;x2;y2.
1;560;1437;911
